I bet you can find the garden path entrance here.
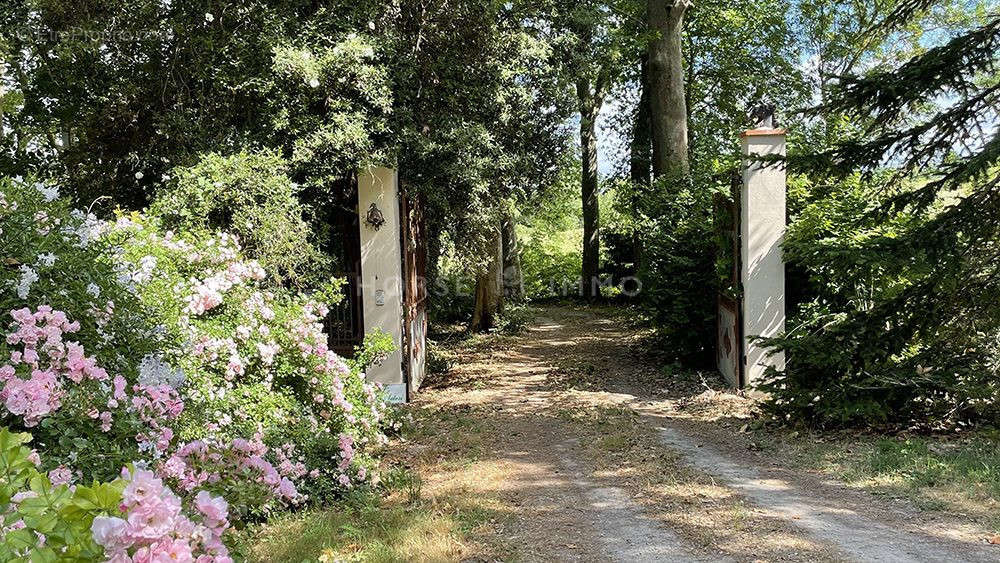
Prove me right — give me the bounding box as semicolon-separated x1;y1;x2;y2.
401;305;1000;562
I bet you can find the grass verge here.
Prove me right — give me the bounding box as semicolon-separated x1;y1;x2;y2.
239;405;517;562
239;495;480;562
755;429;1000;529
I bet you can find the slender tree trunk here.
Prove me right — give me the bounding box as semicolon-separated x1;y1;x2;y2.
578;78;602;300
648;0;690;177
501;215;523;301
470;226;503;331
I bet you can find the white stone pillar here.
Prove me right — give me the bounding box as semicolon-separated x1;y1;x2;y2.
357;166;406;402
740;128;786;386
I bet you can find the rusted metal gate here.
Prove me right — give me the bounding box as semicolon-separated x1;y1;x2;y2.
400;188;427;394
325;177;365;358
714;173;744;387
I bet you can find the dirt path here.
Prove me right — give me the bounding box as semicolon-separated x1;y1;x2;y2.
405;305;999;562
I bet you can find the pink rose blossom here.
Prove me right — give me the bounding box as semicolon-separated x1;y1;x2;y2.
48;466;73;486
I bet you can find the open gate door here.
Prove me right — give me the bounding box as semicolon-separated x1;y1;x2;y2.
401;189;427;394
715;174;744;388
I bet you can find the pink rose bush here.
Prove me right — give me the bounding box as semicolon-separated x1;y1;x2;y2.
112;213;396;505
90;467;232;562
0;427;233;562
2;306;102;427
1;178;167;477
157;434;306;518
0;307;186;459
1;177;399;554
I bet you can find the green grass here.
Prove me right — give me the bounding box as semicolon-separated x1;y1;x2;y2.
240;501;471;562
596;432;630;452
241;406;518;562
239;467;507;563
845;436;1000;496
765;430;1000;528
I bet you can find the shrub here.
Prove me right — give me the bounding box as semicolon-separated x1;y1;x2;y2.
150;151;329;288
0;179;166;479
425;340;453;375
628;173;720;366
518;226;582;299
0;427;234;562
517;163;583;300
0;177;397;542
757;175;1000;427
494;303;532;335
109;212;396;510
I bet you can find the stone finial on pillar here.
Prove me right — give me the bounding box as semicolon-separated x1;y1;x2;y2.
739;126;786;387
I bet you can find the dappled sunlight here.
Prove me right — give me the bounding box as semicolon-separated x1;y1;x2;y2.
403;304;1000;561
407;305;841;560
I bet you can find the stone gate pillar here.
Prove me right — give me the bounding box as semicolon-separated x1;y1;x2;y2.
740;127;786;386
357;166;406;402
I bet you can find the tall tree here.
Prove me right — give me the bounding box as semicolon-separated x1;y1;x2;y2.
470;226;504;331
501;215;524;301
629;55;652;187
393;0;570;330
647;0;690;176
609;0;806;364
541;0;635;300
578;72;610;300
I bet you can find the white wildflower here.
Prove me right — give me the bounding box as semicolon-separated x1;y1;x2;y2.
34;183;59;202
16;265;38;299
308;77;320;88
86;283;101;298
69;210;104;247
132;255;158;284
138;354;186;389
205;12;214;22
36;253;56;267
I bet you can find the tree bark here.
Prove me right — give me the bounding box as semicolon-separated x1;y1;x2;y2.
630;55;652;187
578;78;602;300
648;0;690;177
501;215;523;301
469;226;503;331
628;56;653;275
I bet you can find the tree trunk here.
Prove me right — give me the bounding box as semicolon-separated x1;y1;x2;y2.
648;0;690;177
630;56;652;187
628;56;653;275
501;215;523;301
469;226;503;331
578;78;602;300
